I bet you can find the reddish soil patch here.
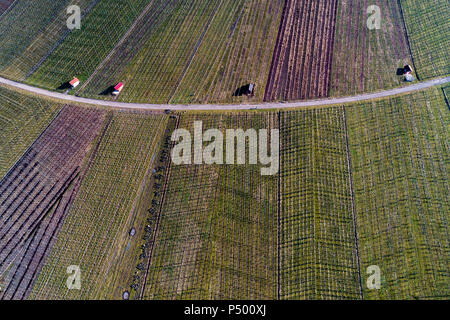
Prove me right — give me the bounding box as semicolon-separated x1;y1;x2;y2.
264;0;338;101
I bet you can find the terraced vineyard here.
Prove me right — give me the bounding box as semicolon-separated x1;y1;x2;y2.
142;113;278;299
346;87;449;299
0;87;62;179
0;105;105;299
29;111;168;299
401;0;450;80
330;0;412;96
279;108;361;299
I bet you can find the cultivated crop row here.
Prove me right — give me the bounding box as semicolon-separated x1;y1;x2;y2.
170;0;284;104
279;108;362;299
143;113;278;300
80;0;285;105
0;87;62;180
77;0;181;97
0;0;78;80
330;0;412;96
26;0;152;90
346;87;449;299
400;0;450;79
264;0;339;101
104;0;223;103
29;111;168;300
0;105;105;300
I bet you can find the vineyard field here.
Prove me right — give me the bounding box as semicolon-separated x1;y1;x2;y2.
29;111;168;299
3;0;99;82
0;86;63;180
26;0;151;90
80;0;285;105
142;113;278;299
0;0;14;15
279;108;361;299
264;0;339;101
0;0;448;300
75;0;183;97
0;85;447;300
95;0;223;103
346;87;449;299
400;0;450;79
170;0;284;104
330;0;412;96
0;0;75;80
0;105;105;299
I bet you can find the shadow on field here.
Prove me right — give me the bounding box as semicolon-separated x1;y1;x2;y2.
396;68;405;76
57;82;71;90
100;86;115;96
233;84;253;97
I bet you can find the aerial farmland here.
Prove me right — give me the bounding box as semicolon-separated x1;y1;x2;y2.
0;0;448;307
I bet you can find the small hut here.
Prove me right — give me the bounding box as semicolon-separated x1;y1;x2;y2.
112;82;124;96
69;77;80;88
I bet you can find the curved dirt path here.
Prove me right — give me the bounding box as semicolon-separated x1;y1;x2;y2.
1;76;449;110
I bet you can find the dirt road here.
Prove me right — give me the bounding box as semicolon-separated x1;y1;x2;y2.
1;76;449;110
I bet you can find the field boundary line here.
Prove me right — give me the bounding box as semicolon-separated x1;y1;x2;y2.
397;0;419;81
442;87;450;111
342;105;364;299
277;111;281;300
139;115;180;300
1;76;449;110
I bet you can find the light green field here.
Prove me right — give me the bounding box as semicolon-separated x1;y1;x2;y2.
0;86;62;179
401;0;450;79
107;0;223;103
347;87;449;299
0;0;72;79
279;108;361;299
143;113;278;299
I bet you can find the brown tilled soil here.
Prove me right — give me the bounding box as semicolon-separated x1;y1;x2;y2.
264;0;338;102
